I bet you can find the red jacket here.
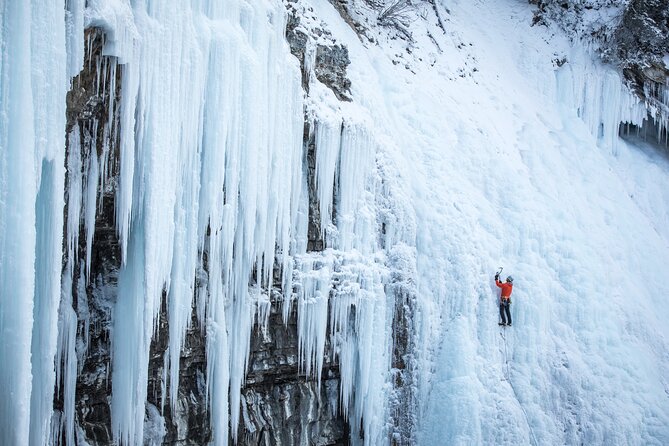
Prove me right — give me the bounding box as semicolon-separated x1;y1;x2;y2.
496;279;513;299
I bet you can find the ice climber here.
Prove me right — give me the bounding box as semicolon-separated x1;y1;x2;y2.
495;272;513;326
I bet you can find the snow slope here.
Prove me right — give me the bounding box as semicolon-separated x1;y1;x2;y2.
307;0;669;444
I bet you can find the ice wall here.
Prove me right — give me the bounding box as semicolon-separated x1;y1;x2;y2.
0;1;69;445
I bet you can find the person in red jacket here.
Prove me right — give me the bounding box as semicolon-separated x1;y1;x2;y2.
495;272;513;326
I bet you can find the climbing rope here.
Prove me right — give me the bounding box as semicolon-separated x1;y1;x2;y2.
500;329;539;446
500;330;511;380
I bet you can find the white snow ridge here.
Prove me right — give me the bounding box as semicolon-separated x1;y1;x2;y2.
1;0;668;445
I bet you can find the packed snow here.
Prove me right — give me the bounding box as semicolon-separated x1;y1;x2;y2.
1;0;668;445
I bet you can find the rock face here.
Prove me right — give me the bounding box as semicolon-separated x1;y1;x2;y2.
530;0;669;83
604;0;669;80
237;293;347;445
286;0;353;102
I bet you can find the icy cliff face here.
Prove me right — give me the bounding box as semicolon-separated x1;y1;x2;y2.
3;0;411;445
2;0;669;445
532;0;669;145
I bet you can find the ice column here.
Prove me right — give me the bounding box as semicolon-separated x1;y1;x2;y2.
336;124;377;253
110;2;203;443
1;0;69;445
315;121;343;240
54;127;84;446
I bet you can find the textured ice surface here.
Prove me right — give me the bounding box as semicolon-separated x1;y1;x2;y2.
307;0;669;444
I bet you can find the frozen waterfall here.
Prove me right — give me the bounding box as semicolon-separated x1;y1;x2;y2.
2;0;669;445
1;0;404;445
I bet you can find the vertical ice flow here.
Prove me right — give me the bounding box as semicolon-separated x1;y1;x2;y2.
0;4;37;443
32;0;70;441
1;0;69;445
315;122;342;241
54;126;84;446
84;143;99;281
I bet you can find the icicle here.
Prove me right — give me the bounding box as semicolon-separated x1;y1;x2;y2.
114;24;139;264
31;0;71;443
95;56;102;97
296;255;333;386
76;262;91;363
315;120;343;241
107;59;117;131
31;159;67;446
66;127;83;260
55;258;78;446
84;130;99;282
304;38;317;87
285;173;310;323
111;225;149;446
642;78;669;145
204;228;231;446
53;119;87;446
255;289;272;337
161;352;168;413
98;121;112;216
337;123;377;253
